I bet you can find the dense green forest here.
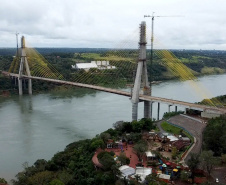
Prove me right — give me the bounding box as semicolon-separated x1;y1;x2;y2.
203;115;226;156
1;48;226;94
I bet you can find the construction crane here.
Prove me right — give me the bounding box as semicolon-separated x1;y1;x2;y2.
15;31;19;56
144;12;183;94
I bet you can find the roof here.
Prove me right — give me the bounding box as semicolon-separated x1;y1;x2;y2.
131;167;152;182
145;151;155;157
181;137;190;141
135;167;152;175
158;174;171;180
119;165;135;178
76;63;98;69
172;140;190;150
167;135;179;142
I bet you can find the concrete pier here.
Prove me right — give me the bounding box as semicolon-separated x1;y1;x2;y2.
18;36;32;95
157;102;160;120
131;21;151;120
132;103;138;121
144;101;151;118
168;105;172;112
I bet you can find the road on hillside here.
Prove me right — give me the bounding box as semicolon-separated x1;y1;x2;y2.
156;114;206;162
167;114;206;162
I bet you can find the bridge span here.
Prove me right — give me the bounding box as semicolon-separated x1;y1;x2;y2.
2;71;226;116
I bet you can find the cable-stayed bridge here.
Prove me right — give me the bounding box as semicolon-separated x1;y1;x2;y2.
1;21;226;120
1;71;226;115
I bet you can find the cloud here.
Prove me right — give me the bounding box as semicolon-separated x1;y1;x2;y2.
0;0;226;49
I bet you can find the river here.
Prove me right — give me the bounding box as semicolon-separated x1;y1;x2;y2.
0;74;226;182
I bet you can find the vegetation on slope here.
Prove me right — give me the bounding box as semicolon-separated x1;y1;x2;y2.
199;95;226;107
203;115;226;156
12;118;156;185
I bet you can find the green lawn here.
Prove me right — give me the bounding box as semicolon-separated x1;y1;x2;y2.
161;121;182;135
161;121;194;142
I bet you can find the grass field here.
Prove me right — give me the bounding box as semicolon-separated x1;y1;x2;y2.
161;121;194;142
79;53;136;62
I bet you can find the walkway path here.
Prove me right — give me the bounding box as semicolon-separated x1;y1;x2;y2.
155;120;165;133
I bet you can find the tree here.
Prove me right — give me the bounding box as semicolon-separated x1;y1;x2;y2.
111;164;121;180
118;152;130;165
34;159;48;171
187;153;200;183
200;150;217;177
203;116;226;156
115;179;128;185
133;140;148;161
180;170;189;182
98;152;116;171
0;178;7;184
113;121;124;131
100;132;111;143
127;133;142;143
139;118;156;131
27;171;54;185
171;147;178;159
49;179;65;185
134;174;141;183
58;171;73;185
131;120;143;132
90;138;105;150
145;174;167;185
221;154;226;163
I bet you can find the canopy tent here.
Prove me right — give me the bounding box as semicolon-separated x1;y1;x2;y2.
162;164;167;168
173;169;178;172
119;165;135;179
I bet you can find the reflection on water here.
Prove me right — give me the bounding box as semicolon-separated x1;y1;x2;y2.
0;74;226;182
49;86;97;99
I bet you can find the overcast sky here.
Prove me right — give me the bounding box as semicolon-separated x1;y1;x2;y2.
0;0;226;50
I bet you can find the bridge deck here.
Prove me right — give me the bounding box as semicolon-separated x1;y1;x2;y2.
1;71;226;115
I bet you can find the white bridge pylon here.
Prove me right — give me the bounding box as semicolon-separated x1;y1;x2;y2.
18;36;32;95
131;21;151;121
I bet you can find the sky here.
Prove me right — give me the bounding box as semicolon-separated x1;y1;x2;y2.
0;0;226;50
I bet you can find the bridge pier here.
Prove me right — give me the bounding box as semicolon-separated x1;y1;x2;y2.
175;106;177;112
157;102;160;120
131;21;152;121
144;101;151;118
18;36;32;95
132;103;138;121
18;78;23;95
168;105;172;112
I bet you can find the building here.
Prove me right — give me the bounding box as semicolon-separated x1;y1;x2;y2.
71;62;98;71
158;174;171;183
119;165;136;179
131;167;152;183
145;151;156;161
72;61;116;71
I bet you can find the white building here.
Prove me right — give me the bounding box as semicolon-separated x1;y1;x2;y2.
72;61;116;71
145;151;156;160
131;167;152;183
119;165;135;179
